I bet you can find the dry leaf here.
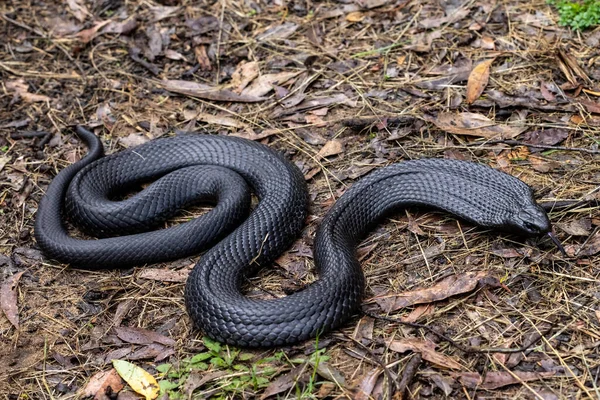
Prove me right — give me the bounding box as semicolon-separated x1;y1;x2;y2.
119;133;149;148
522;129;568;147
0;156;10;173
400;242;445;265
164;49;186;61
427;112;526;139
577;98;600;114
556;218;592;236
112;360;159;400
256;22;298;41
82;369;124;399
480;36;495;50
260;366;310;399
195;112;247;128
1;271;25;329
77;20;111;44
353;368;383;400
231;61;260;93
102;16;138;35
139;266;191;283
453;371;555;389
402;303;434;323
5;79;51;103
241;71;300;98
389;338;463;370
229;129;279;141
162;80;265;102
194;45;211;71
184;371;229;398
373;270;498;312
67;0;90;22
466;59;494;104
317;140;344;158
579;231;600;256
346;11;365;22
114;327;176;346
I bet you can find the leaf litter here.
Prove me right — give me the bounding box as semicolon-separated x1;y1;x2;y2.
1;0;599;398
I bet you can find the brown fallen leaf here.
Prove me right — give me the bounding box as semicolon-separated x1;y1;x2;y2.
240;71;300;98
353;316;374;341
389;338;463;370
128;344;172;361
164;49;186;61
138;266;191;283
256;22;298;41
556;218;592;236
372;270;499;312
522;128;569;147
67;0;90;22
317;139;344;158
184;371;230;398
231;61;260;93
195;112;247;128
452;370;555;389
77;20;111;44
353;368;383;400
162;80;265;102
577;98;600;114
0;156;10;173
5;79;51;103
579;231;600;256
119;132;149;148
102;16;138;35
309;360;346;386
260;365;310;400
194;45;211;71
114;326;176;346
399;242;445;265
419;8;470;29
346;11;365;22
466;59;494;104
229;128;279;141
426;112;526;139
402;303;434;323
0;271;25;329
81;369;124;399
271;93;356;118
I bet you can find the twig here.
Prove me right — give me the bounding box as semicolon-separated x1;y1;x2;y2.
362;309;552;354
470;139;600;155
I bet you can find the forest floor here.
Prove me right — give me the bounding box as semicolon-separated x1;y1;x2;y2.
1;0;600;398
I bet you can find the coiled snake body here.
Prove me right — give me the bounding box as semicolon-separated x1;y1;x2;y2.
35;127;552;347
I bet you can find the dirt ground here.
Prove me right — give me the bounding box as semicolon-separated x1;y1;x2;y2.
1;0;600;398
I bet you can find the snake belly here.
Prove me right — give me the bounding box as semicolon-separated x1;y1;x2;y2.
35;127;551;347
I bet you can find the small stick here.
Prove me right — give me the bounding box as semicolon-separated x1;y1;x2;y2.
471;139;600;155
362;309;552;354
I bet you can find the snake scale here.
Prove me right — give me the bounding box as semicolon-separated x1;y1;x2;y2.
34;126;552;347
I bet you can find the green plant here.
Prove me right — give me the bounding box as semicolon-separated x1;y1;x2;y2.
548;0;600;30
155;337;280;398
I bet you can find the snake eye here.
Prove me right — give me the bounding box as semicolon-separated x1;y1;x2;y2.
523;221;541;233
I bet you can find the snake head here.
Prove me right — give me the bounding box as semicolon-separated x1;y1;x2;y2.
512;205;552;235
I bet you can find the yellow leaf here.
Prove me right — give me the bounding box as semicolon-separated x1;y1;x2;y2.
466;59;494;104
112;360;159;400
346;11;364;22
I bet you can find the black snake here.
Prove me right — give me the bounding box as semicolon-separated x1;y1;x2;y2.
34;126;553;347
